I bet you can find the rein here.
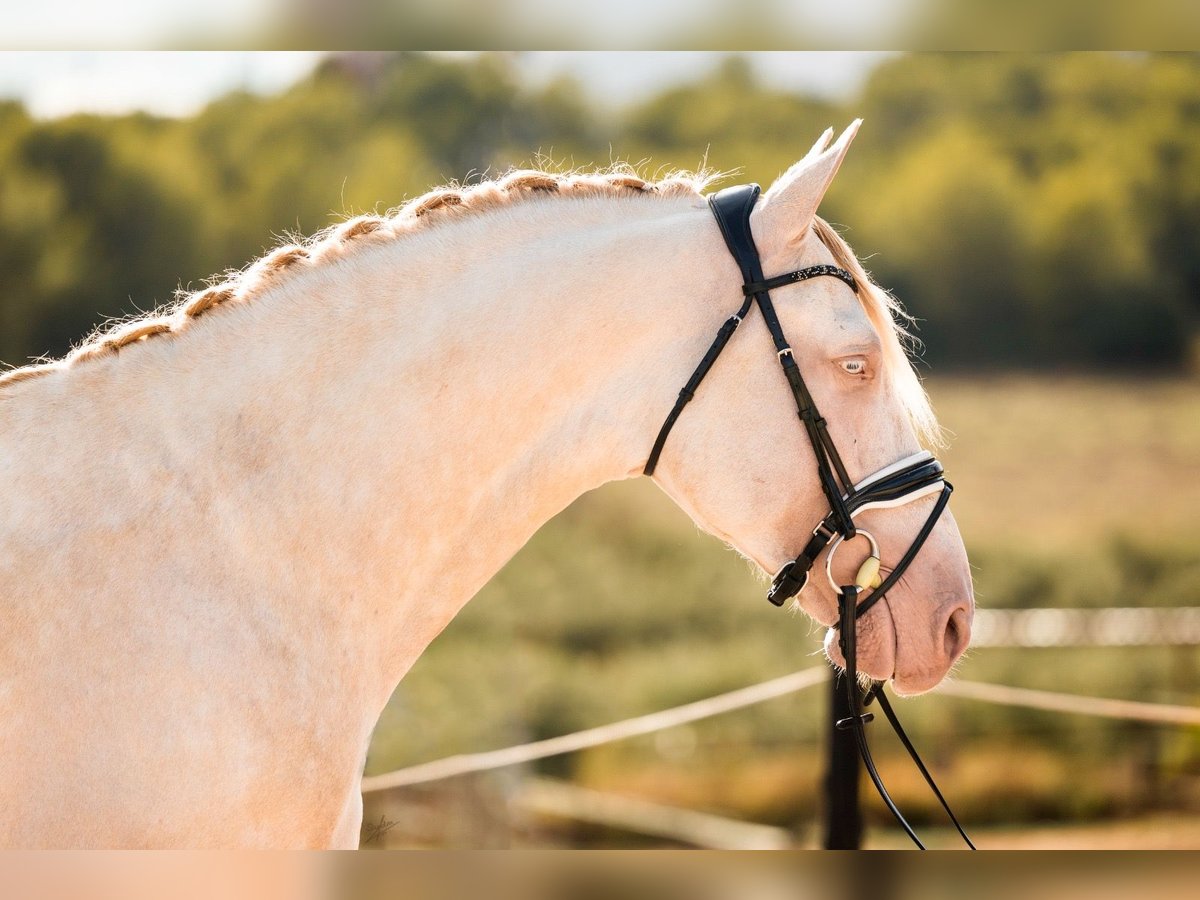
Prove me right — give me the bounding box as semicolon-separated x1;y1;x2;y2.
645;183;974;850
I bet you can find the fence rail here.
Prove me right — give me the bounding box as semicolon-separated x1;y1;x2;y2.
362;666;827;794
971;607;1200;647
364;658;1200;795
935;679;1200;725
516;777;792;849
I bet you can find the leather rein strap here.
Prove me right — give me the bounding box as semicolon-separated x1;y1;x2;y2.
644;183;975;850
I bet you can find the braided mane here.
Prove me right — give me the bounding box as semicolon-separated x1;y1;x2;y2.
0;164;936;449
0;166;719;391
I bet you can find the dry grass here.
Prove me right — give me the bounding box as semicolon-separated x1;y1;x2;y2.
867;812;1200;849
929;375;1200;548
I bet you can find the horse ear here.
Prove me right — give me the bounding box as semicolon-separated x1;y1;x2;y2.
752;119;861;252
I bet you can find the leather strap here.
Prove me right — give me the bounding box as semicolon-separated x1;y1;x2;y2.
873;687;976;848
838;580;976;850
768;456;947;607
644;184;861;488
767;525;835;606
707;184;767;287
837;585;924;846
708;185;858;538
743;264;858;296
850;481;953;621
644;298;753;476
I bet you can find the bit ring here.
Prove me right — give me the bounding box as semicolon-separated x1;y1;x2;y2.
825;529;882;594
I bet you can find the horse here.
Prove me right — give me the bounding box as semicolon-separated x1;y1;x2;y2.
0;121;973;848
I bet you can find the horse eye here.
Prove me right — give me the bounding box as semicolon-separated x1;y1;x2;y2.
840;358;867;376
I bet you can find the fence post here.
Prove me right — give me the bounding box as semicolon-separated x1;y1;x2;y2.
823;669;863;849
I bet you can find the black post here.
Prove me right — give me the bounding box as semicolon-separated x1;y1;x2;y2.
823;669;863;848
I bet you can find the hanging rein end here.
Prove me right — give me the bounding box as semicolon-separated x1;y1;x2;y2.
834;583;875;730
835;582;977;850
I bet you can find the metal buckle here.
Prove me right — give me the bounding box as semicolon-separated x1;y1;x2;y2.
767;561;809;606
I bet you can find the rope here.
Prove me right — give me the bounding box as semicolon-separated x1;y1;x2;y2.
936;679;1200;726
971;607;1200;647
361;666;827;794
363;668;1200;794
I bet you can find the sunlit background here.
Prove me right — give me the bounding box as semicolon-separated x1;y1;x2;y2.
1;50;1198;849
5;2;1200;48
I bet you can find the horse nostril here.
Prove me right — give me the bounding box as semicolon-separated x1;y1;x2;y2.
943;605;972;661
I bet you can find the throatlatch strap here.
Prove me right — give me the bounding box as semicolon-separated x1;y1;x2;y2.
643;292;754;476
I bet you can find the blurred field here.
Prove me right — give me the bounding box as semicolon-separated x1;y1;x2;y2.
870;812;1200;850
366;374;1200;844
933;375;1200;548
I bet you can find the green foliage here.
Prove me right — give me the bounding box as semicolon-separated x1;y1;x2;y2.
969;537;1200;610
4;52;1199;369
14;117;205;354
843;125;1033;364
622;56;837;179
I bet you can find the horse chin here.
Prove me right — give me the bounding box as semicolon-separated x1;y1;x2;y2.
804;583;965;696
820;606;896;685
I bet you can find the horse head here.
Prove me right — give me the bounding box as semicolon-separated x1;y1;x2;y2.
648;122;974;695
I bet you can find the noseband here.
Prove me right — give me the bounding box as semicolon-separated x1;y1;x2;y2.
645;183;974;849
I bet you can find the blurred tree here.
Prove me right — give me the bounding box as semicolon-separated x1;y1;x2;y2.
1030;160;1186;366
1;51;1198;371
842;126;1032;366
14;117;205;361
5;54;1200;831
370;53;535;175
0;102;68;366
622;55;836;182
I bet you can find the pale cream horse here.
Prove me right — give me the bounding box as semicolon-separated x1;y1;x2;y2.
0;122;972;848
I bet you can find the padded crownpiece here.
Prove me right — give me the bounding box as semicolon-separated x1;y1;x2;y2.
707;184;767;288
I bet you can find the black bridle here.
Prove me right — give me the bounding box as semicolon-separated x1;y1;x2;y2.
644;183;974;850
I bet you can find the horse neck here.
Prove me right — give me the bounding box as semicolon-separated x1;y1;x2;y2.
35;195;719;706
